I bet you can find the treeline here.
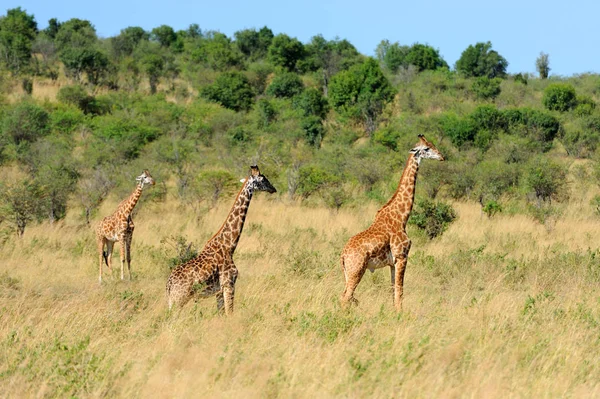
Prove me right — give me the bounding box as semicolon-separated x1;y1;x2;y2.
0;7;600;238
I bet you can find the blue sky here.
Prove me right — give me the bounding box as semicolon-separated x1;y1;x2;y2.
4;0;598;76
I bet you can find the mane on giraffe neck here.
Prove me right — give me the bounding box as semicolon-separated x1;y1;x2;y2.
377;151;420;224
207;179;254;253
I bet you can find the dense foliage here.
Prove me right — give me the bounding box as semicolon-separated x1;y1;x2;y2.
0;8;598;237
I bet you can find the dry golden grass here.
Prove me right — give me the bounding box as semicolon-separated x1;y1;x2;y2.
2;188;600;398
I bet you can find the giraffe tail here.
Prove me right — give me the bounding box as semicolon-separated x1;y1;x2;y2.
340;254;347;282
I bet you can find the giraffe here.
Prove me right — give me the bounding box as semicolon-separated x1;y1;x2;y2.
96;169;155;283
166;165;276;314
340;135;444;311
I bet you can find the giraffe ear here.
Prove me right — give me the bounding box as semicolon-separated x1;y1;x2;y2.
240;178;246;183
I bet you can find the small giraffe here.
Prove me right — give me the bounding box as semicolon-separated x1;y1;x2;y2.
340;135;444;311
96;170;155;283
166;165;276;314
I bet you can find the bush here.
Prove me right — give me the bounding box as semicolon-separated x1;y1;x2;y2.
373;127;402;151
256;99;277;128
526;157;567;203
574;95;596;117
471;77;502;100
298;165;339;198
266;72;304;98
470;105;507;132
455;41;508;78
300;116;325;147
542;83;577;112
293;87;329;119
409;198;457;239
561;129;599;158
482;200;502;218
200;72;255;111
440;113;476;147
504;108;560;149
1;102;50;145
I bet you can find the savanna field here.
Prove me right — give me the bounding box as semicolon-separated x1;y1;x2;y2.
2;6;600;398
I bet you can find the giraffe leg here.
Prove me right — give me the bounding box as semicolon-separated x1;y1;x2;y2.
216;292;225;313
220;267;238;315
391;235;411;312
340;254;366;307
389;264;396;295
97;236;106;284
125;235;133;280
119;239;126;280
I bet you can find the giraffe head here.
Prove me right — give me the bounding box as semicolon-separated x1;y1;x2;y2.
410;135;445;161
243;165;277;194
136;169;155;188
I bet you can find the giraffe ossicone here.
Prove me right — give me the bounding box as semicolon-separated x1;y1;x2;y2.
340;135;444;311
95;169;155;283
166;165;276;314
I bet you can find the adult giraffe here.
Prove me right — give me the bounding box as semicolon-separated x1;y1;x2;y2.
340;135;444;311
166;165;276;314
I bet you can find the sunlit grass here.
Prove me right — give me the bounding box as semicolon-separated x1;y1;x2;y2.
1;189;600;397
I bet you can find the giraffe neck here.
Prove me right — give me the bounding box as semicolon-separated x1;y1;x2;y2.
210;182;253;254
382;152;420;229
118;183;143;220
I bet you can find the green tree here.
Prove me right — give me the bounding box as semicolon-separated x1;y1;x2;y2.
141;53;164;94
536;52;550;79
267;34;305;71
404;43;448;72
542;83;577;112
110;26;149;58
0;7;38;74
151;25;177;48
22;136;79;223
202;32;243;71
234;26;273;60
455;41;508;78
54;18;97;51
200;72;255;111
197;169;236;206
303;35;361;95
0;179;44;236
375;40;409;73
266;72;304;98
60;47;109;84
329;58;395;135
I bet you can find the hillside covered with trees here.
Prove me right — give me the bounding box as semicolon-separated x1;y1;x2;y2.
1;6;599;236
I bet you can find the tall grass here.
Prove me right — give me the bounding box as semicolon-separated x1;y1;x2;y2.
1;189;600;397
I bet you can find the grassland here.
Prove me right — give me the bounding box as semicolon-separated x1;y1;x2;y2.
2;175;600;398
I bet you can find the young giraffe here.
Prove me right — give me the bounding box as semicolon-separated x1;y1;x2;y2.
96;170;155;283
340;135;444;311
166;165;276;314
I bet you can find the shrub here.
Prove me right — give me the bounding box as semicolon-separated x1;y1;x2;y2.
455;41;508;78
469;105;507;132
200;72;255;112
373;127;402;151
298;165;338;198
1;102;50;145
561;129;599;158
471;77;502;100
409;198;457;239
574;95;596;117
293;87;329;119
542;83;577;112
266;72;304;98
526;157;567;203
161;235;199;269
440;113;476;147
256;99;277;128
300;116;325;147
482;200;502;218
